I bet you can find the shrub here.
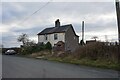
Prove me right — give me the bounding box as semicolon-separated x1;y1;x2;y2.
74;42;119;62
20;42;52;55
20;46;33;55
45;42;52;50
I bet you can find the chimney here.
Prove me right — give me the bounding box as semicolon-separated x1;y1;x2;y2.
55;19;60;27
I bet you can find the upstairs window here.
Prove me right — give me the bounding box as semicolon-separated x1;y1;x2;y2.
44;34;47;40
54;34;58;40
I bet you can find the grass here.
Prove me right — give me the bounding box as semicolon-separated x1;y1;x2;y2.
18;53;120;71
46;56;120;71
18;42;120;71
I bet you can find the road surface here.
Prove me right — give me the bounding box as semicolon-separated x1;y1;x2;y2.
2;55;119;78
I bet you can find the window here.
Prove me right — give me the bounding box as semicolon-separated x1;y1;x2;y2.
44;34;47;40
54;34;58;40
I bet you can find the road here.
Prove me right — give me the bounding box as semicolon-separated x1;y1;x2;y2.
2;55;119;78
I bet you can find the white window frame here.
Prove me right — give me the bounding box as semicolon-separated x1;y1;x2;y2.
54;33;58;40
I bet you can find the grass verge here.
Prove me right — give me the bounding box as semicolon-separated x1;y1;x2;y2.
46;56;120;71
17;54;120;71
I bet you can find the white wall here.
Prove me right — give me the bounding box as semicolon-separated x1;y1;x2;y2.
38;33;65;46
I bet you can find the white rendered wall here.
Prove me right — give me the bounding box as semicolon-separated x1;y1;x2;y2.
38;33;65;46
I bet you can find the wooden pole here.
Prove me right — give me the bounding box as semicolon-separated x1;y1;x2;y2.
116;0;120;44
82;21;84;42
116;0;120;70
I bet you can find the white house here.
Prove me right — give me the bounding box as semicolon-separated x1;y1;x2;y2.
37;19;79;52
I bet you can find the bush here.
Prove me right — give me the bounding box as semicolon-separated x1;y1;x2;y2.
20;46;32;55
20;42;52;55
45;42;52;50
74;42;119;62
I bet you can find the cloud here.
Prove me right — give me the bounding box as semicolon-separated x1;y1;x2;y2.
2;32;22;48
1;0;115;2
1;2;118;48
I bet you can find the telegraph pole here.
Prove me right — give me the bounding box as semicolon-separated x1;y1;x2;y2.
116;0;120;44
80;21;85;46
116;0;120;72
82;21;84;42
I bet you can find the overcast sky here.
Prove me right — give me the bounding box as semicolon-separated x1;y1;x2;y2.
0;0;119;48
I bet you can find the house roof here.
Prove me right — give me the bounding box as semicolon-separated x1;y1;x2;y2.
37;24;79;37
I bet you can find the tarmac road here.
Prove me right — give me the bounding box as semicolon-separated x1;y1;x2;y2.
2;55;119;78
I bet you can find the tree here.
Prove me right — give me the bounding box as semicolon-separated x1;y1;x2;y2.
17;33;29;46
45;42;52;50
26;40;36;47
91;36;98;41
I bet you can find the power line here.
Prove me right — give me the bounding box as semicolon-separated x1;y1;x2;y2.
18;0;53;25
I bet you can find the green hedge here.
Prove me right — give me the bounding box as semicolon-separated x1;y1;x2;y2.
20;42;52;55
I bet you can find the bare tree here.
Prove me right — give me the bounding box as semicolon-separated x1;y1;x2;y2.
17;33;29;46
26;40;36;47
91;36;98;41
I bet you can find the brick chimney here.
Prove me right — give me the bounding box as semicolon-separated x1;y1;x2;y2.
55;19;60;27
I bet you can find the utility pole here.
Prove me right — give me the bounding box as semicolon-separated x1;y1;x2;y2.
116;0;120;44
115;0;120;70
82;21;84;42
80;21;85;45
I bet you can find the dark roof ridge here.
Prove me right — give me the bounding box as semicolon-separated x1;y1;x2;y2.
37;24;76;35
60;24;72;27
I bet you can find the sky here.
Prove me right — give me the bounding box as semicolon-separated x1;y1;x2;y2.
0;0;119;48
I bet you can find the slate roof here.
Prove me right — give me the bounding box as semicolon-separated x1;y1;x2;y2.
38;24;70;35
37;24;79;37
